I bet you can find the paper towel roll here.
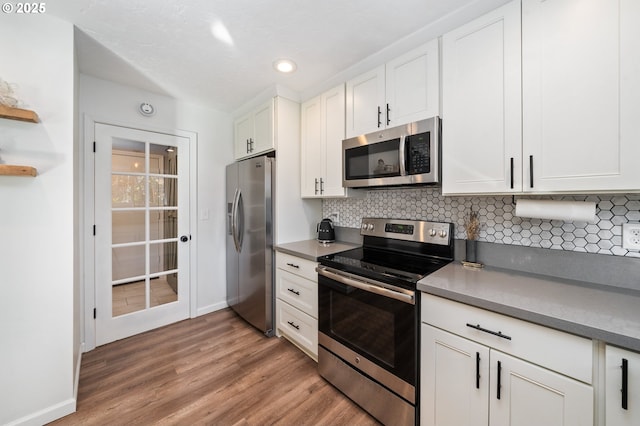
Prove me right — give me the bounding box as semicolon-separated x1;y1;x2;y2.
515;199;597;223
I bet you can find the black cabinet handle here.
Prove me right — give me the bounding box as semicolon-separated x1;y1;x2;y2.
529;155;534;188
476;352;481;389
286;262;299;269
246;139;250;153
497;360;502;400
314;178;318;195
466;323;512;340
377;106;382;128
287;288;300;296
320;178;324;194
622;358;629;410
386;103;390;126
250;138;254;152
510;157;514;189
287;321;300;330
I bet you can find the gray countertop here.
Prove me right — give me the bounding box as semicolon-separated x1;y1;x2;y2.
275;239;358;261
418;263;640;352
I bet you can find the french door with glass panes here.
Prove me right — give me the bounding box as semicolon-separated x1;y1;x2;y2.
94;123;190;346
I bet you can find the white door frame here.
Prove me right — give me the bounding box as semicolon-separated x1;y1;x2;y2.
81;115;198;351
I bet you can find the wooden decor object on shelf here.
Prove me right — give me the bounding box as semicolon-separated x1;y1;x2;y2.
0;164;37;177
0;105;39;123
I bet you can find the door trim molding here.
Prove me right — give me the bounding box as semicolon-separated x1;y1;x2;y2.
82;115;198;351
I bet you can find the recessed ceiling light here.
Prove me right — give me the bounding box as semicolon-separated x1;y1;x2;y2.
273;59;297;73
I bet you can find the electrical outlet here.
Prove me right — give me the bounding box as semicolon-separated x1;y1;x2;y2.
622;223;640;250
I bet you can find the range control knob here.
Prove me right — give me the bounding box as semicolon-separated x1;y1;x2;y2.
361;223;368;230
439;230;448;238
429;228;437;237
367;223;374;231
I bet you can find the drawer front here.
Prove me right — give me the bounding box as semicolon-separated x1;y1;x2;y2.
277;299;318;358
276;252;318;282
276;269;318;318
421;293;593;384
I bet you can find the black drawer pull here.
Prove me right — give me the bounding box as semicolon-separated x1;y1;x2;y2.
497;360;502;400
287;321;300;330
476;352;481;389
466;323;512;340
377;106;382;128
286;263;299;269
529;155;534;188
622;358;629;410
287;288;300;296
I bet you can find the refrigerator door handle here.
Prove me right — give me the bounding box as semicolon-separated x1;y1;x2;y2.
236;190;245;252
231;188;241;252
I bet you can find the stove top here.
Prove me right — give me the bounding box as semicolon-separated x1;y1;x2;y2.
317;218;454;290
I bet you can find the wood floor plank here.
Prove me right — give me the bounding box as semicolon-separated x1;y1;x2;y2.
49;308;380;426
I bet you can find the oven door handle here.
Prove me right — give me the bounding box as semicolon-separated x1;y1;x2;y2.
316;266;415;305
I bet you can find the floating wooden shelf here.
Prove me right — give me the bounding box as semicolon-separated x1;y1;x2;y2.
0;164;37;177
0;104;39;123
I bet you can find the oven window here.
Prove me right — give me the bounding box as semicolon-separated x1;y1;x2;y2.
319;276;415;385
345;138;401;180
331;292;396;367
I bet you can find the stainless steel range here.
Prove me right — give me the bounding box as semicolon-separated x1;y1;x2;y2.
316;218;454;426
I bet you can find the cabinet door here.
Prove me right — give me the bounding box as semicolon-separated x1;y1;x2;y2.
252;99;274;155
300;95;323;197
489;350;593;426
522;0;640;192
386;39;439;128
441;0;522;195
421;324;489;426
606;345;640;426
234;113;253;160
320;84;347;197
345;65;385;138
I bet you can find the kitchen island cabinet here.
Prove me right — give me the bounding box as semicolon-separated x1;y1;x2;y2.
421;293;593;426
606;345;640;425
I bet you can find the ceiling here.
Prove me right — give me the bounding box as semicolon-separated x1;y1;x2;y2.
48;0;510;113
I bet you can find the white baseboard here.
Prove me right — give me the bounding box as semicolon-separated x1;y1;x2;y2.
5;397;76;426
196;301;228;317
74;343;84;399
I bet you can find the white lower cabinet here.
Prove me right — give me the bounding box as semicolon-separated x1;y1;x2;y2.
275;252;318;360
421;294;594;426
606;345;640;425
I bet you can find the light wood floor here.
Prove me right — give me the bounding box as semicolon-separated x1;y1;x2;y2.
50;308;380;425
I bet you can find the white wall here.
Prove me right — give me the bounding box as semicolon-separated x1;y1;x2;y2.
79;75;233;341
0;14;77;426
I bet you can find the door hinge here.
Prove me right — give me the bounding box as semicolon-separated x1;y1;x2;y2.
93;308;96;319
93;225;96;236
93;141;96;153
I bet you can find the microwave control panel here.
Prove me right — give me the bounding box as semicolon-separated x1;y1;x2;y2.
406;132;430;175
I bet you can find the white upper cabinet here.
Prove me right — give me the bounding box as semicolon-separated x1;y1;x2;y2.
442;0;522;195
346;39;439;138
233;98;274;160
301;84;350;198
443;0;640;195
522;0;640;193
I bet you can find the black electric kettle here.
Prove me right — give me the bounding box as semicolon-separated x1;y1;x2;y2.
317;218;335;243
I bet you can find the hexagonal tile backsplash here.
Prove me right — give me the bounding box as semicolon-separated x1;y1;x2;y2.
322;188;640;258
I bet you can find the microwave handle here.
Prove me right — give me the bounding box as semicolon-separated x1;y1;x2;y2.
399;135;407;176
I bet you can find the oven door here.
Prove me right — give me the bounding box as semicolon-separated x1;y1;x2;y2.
317;266;417;403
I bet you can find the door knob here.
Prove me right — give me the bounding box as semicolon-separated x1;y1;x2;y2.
180;235;189;242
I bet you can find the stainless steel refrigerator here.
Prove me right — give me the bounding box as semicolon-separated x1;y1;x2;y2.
226;155;275;336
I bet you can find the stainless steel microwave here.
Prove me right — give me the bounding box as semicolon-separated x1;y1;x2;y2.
342;117;440;188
